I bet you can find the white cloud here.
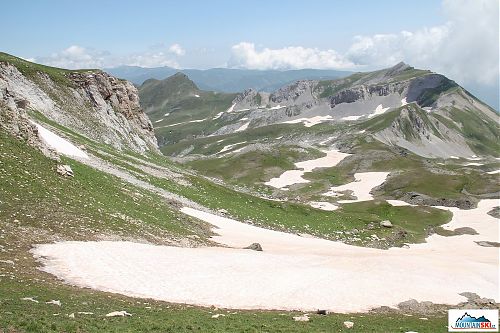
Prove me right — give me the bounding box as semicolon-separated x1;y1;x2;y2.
229;0;498;89
228;42;355;70
347;0;498;86
34;45;179;69
37;45;108;69
168;43;185;56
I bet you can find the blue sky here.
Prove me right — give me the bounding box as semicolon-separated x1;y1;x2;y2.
1;0;498;108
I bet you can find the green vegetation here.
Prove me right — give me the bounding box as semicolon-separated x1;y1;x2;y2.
448;107;500;156
0;131;207;244
149;171;451;247
187;146;323;186
0;280;446;333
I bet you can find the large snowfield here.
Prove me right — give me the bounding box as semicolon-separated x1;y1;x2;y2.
33;198;499;312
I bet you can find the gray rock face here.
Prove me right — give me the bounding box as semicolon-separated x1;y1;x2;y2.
402;191;477;209
0;62;158;153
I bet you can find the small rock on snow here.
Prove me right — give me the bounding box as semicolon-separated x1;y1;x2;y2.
243;243;263;251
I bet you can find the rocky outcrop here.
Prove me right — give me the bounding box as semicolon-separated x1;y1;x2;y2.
0;61;158;153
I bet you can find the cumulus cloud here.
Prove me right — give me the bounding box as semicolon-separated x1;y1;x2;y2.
229;0;498;90
228;42;354;70
34;45;180;69
347;0;498;86
168;43;185;56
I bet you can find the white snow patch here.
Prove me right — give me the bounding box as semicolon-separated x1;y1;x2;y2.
235;122;250;132
467;155;482;161
218;142;247;154
33;122;89;159
324;172;390;203
487;169;500;175
212;112;224;120
463;162;483;166
226;103;236;113
401;97;408;106
156;119;206;128
282;115;333;127
449;156;460;159
367;104;390;118
194;94;200;98
387;200;415;207
154;118;164;123
269;104;286;110
33;199;499;312
265;150;351;189
309;201;338;211
341;115;363;121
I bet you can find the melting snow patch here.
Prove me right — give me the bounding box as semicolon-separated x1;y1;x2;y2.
212;112;224;120
309;202;338;211
367;104;390;118
154;118;164;123
269;104;286;110
341;115;363;121
235;122;250;132
32;199;499;312
401;97;408;106
487;170;500;175
226;103;236;113
218;142;247;154
156;119;206;128
265;150;351;189
194;94;200;98
464;162;483;166
324;172;390;203
33;122;89;159
282;115;334;127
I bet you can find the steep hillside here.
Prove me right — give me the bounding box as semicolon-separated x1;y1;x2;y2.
0;52;158;153
138;73;237;146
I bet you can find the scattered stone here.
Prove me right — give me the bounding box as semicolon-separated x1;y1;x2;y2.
316;309;328;315
380;220;393;228
211;314;225;319
218;209;228;215
293;314;309;322
68;313;75;318
419;317;428;320
475;241;500;247
243;243;263;251
343;321;354;328
56;164;74;177
77;312;94;315
105;310;132;317
0;259;14;265
45;300;61;306
459;292;497;307
21;297;38;303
